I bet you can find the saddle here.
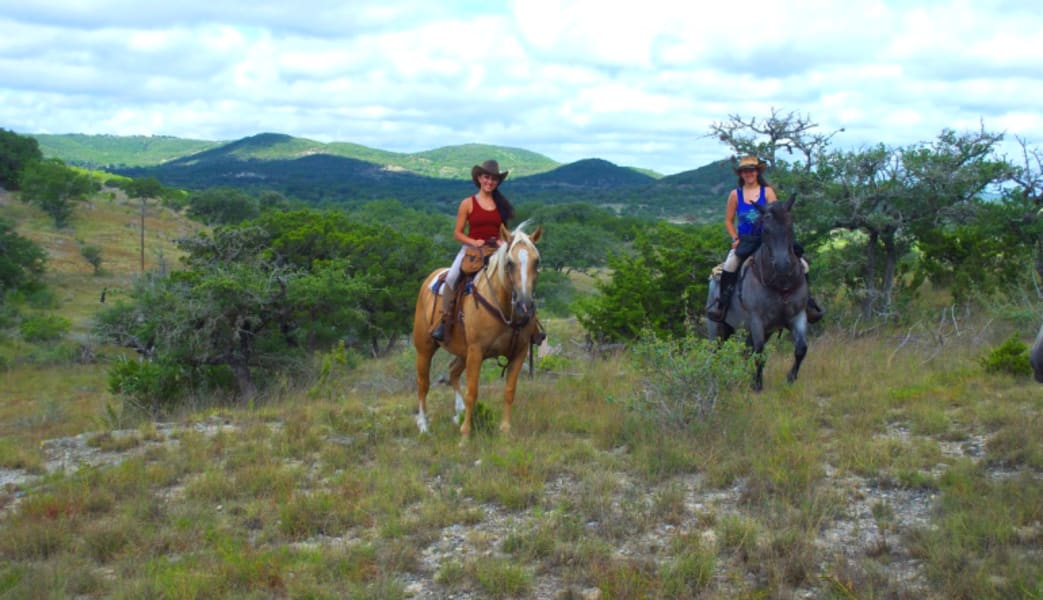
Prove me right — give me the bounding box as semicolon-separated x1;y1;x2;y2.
460;243;497;274
430;268;546;346
708;257;754;281
430;271;472;341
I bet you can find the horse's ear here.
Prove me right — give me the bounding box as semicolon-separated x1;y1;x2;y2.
785;193;797;212
529;225;543;244
499;223;512;244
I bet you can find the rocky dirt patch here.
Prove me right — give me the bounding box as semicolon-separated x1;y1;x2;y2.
0;417;1025;598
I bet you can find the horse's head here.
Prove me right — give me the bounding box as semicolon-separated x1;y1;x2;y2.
755;194;799;276
492;222;543;327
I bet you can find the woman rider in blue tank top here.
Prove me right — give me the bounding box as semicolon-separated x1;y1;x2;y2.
706;156;823;323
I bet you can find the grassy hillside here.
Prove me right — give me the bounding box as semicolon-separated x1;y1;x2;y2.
32;133;563;180
31;133;728;221
31;133;222;168
410;143;562;179
0;189;201;336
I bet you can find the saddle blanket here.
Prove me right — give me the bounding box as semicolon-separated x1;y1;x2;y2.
709;263;725;281
428;269;450;295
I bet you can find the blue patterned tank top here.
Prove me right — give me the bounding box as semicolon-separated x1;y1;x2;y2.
735;186;767;237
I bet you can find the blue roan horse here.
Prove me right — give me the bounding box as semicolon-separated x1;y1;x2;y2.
706;195;809;391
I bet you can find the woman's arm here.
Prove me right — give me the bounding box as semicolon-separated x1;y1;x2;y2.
725;190;739;247
453;196;479;245
765;186;778;203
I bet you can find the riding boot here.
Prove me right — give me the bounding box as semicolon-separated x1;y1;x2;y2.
431;283;455;341
805;274;824;324
707;270;738;322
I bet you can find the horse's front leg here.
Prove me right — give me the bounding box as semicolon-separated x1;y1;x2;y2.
749;320;767;392
460;346;484;439
415;347;434;433
500;345;529;435
787;313;808;383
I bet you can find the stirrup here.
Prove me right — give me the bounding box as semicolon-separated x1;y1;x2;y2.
431;322;446;341
706;303;727;323
806;298;823;324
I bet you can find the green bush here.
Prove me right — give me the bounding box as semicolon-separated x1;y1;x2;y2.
18;314;70;342
107;355;236;412
108;356;182;411
24;340;81;365
627;330;752;428
980;334;1032;377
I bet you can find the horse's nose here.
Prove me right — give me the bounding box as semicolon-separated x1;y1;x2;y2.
516;299;535;317
513;297;535;322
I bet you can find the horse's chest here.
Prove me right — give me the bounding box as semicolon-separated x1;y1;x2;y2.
481;330;521;357
744;294;801;325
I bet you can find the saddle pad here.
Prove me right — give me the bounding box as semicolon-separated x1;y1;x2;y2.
428;269;450;295
709;263;724;280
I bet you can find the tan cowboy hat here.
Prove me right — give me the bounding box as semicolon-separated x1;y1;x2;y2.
471;159;509;186
734;155;766;173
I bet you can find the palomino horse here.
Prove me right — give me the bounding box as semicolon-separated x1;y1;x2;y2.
1031;322;1043;384
706;195;808;391
413;222;543;438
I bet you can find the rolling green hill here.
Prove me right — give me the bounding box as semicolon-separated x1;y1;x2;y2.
33;133;733;222
31;133;563;179
31;133;223;168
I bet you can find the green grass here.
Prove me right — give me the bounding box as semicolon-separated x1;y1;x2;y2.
1;191;1041;597
1;320;1039;598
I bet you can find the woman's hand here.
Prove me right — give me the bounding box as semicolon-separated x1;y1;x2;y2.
731;237;740;249
473;238;486;247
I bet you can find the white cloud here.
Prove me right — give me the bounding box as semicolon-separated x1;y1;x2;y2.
0;1;1042;175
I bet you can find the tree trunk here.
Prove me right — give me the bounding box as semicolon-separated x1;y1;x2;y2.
881;233;899;317
861;230;879;321
231;361;256;401
1036;237;1043;298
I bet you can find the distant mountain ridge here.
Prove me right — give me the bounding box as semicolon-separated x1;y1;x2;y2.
32;132;566;180
31;132;735;222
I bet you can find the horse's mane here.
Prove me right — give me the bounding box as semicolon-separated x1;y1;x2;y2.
485;220;538;287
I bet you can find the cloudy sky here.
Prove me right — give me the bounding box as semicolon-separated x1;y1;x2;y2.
2;0;1041;175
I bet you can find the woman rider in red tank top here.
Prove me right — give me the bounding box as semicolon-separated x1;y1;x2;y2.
431;159;516;341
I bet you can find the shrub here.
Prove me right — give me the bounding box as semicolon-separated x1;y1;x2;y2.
107;356;183;411
107;355;235;413
18;314;70;342
627;330;752;428
980;334;1032;377
24;340;82;365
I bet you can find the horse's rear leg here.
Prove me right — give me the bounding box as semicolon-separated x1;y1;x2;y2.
460;347;484;439
787;317;809;383
447;356;466;425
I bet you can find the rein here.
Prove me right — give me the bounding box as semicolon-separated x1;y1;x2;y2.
471;244;538;376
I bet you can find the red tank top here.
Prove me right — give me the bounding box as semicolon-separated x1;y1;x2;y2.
468;195;502;241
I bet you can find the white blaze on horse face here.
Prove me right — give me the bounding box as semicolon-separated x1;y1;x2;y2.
517;248;532;292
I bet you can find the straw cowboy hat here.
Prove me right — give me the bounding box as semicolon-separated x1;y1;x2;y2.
471;159;510;186
734;155;767;173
